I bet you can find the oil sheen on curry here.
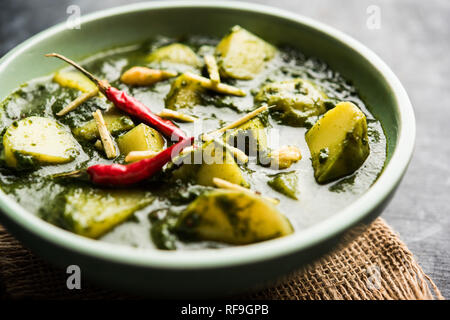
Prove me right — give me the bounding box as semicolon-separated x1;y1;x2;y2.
0;26;386;250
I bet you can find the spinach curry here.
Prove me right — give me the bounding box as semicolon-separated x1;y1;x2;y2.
0;26;386;250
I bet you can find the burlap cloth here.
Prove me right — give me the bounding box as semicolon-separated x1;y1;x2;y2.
0;218;444;300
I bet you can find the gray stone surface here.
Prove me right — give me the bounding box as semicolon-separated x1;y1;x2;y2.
1;0;448;298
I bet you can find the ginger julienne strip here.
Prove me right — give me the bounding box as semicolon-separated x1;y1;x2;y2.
92;109;117;159
184;72;245;96
125;150;159;163
209;105;269;136
56;88;98;116
204;55;221;85
212;177;279;205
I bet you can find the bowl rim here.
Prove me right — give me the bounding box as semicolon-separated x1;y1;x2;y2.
0;1;415;270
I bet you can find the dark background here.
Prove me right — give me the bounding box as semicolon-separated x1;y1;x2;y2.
1;0;449;298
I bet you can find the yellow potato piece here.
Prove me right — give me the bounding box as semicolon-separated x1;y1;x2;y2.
173;141;249;188
72;108;134;141
117;123;165;156
147;43;201;67
305;101;370;184
177;189;293;245
165;73;204;110
224;117;268;155
216;25;276;80
63;188;154;238
197;142;249;188
53;70;97;93
3;116;79;168
255;79;328;127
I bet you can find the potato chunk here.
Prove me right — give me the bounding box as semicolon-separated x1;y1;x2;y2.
177;190;293;244
53;70;97;92
255;79;328;127
224;117;268;156
197;142;249;187
147;43;201;67
165;73;204;109
172;141;249;188
305;101;370;184
3;117;79;168
117;123;165;156
61;188;154;238
72;108;134;141
216;26;276;79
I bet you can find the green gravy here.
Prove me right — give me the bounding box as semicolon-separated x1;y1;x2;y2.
0;35;386;250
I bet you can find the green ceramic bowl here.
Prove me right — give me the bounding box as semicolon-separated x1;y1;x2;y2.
0;1;414;297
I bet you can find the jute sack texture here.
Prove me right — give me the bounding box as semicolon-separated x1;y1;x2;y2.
0;218;444;300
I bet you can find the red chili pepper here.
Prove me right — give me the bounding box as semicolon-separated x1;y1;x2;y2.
87;137;193;186
105;87;186;141
45;53;186;141
46;53;193;185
